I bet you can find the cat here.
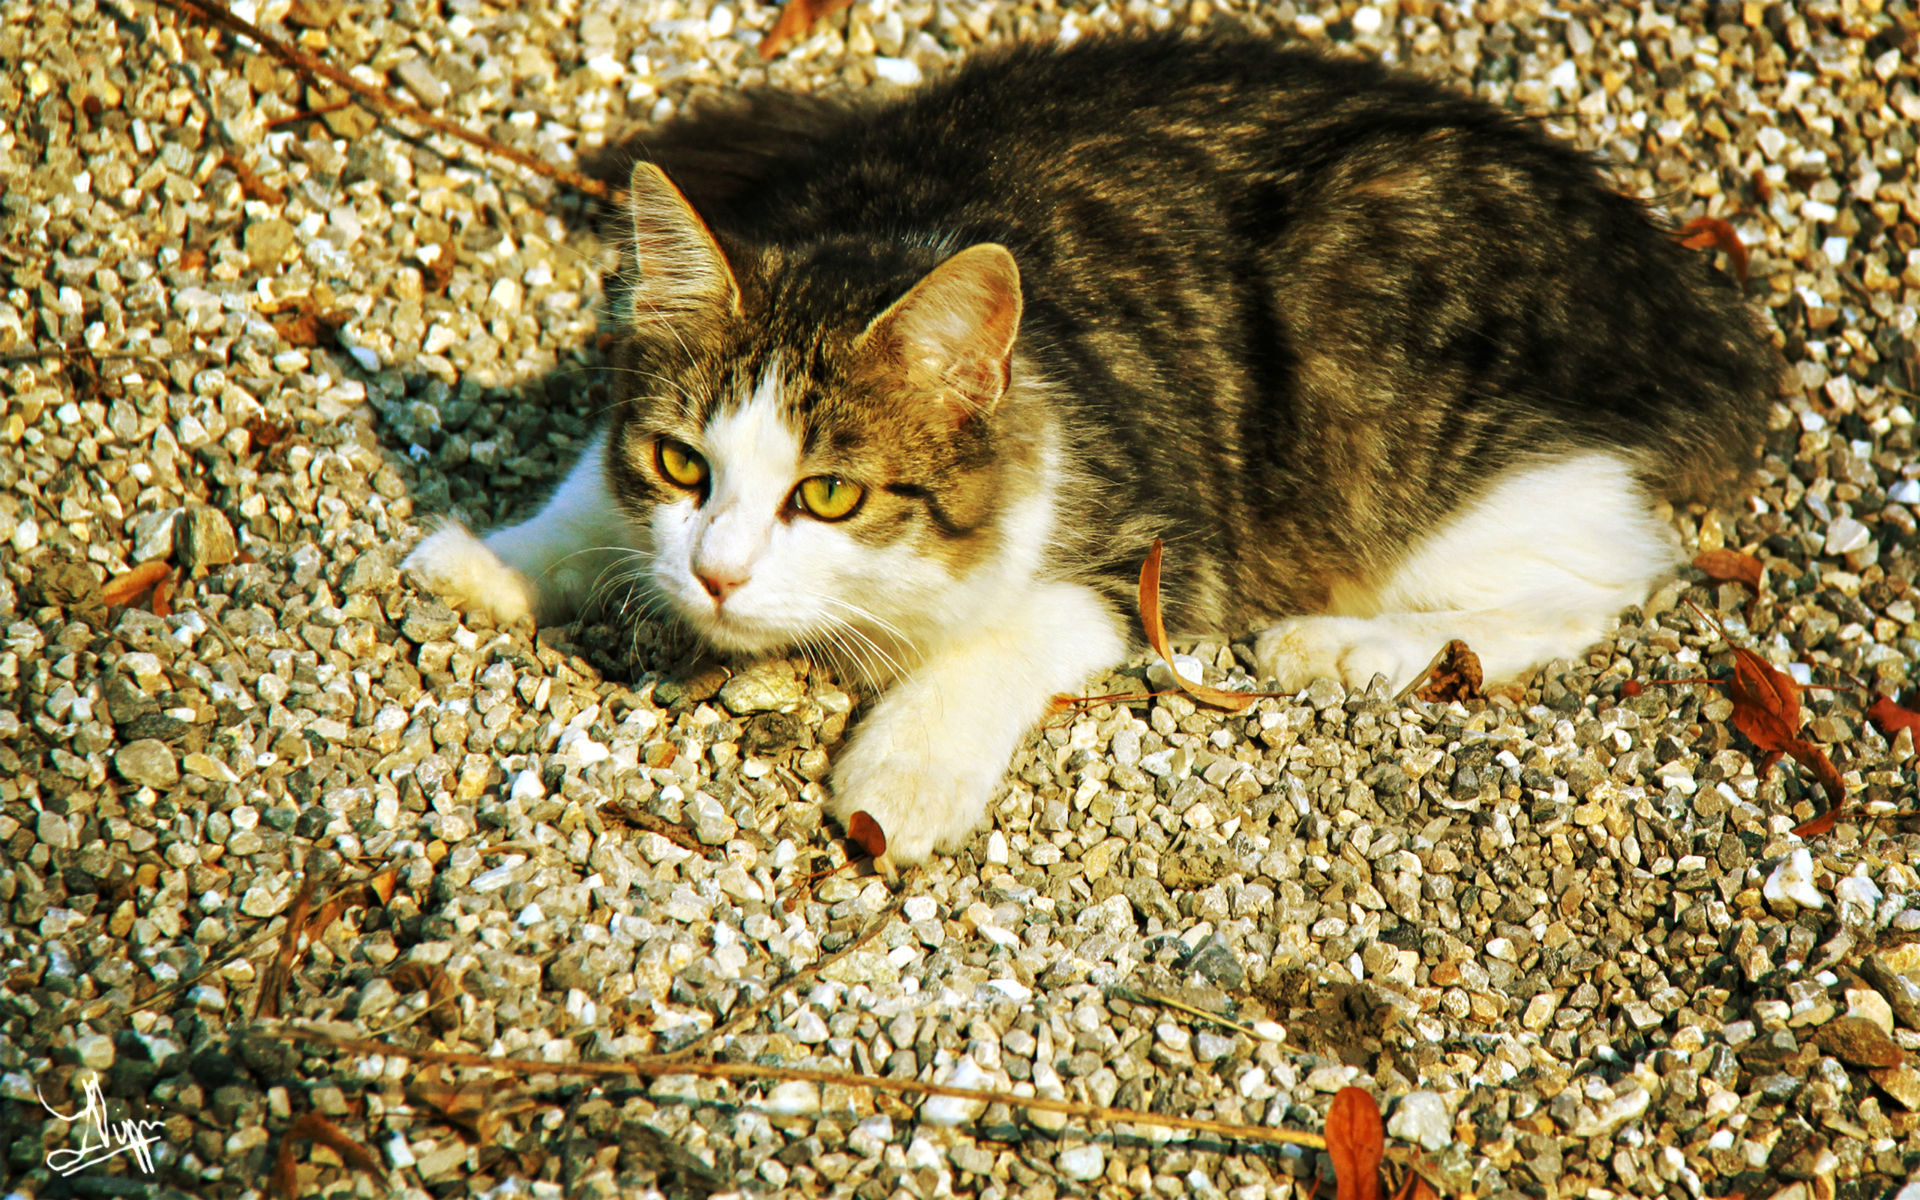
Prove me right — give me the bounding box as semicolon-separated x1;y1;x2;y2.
404;31;1780;869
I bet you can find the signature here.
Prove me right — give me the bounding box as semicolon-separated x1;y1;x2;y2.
40;1076;168;1177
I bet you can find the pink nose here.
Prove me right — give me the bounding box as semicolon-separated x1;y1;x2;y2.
696;567;747;603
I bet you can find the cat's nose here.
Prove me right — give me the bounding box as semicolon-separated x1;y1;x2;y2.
696;566;748;603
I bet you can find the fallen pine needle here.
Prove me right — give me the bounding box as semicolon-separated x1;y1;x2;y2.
274;1025;1331;1151
1107;985;1285;1045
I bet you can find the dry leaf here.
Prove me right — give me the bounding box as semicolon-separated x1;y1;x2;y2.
422;241;457;293
1791;803;1850;839
101;560;172;609
1675;602;1848;819
246;415;290;455
1394;1174;1442;1200
150;571;176;618
1868;694;1920;743
269;296;346;347
847;810;887;858
1693;548;1764;620
255;873;317;1019
389;961;462;1033
412;1065;529;1143
1414;639;1483;704
759;0;854;59
1326;1086;1385;1200
271;1113;384;1197
309;867;402;942
367;865;400;904
1674;215;1749;285
1139;539;1254;712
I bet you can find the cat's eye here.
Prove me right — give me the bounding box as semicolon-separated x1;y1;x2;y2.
796;475;865;521
655;439;708;490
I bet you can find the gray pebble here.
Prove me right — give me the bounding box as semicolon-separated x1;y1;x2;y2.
114;739;179;789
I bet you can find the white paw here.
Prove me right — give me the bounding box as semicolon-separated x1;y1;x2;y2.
826;718;1006;871
402;524;538;626
1254;615;1437;693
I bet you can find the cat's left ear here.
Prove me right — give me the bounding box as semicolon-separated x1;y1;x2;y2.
858;243;1023;420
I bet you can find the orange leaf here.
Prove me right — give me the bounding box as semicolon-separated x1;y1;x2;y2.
1327;1087;1385;1200
1869;694;1920;742
1674;215;1749;285
1693;548;1763;593
1688;602;1846;813
281;1113;384;1179
246;415;291;455
759;0;854;59
150;571;176;618
367;866;400;905
1693;548;1763;621
847;810;887;858
101;560;171;608
1139;539;1254;712
1414;639;1483;704
1621;679;1645;698
1792;801;1849;839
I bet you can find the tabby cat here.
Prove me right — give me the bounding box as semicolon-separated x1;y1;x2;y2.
405;33;1779;867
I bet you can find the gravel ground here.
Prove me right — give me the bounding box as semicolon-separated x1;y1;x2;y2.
4;0;1920;1197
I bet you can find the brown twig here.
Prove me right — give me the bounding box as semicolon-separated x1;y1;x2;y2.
661;892;908;1060
122;867;384;1017
221;150;285;204
154;0;614;203
605;801;715;857
264;99;352;129
275;1025;1332;1151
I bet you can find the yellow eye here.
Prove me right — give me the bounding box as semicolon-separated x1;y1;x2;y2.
797;475;865;521
656;439;708;489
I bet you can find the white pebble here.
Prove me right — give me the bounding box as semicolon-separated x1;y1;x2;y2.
873;57;922;87
921;1056;992;1126
1835;874;1884;925
1387;1091;1453;1151
1057;1143;1104;1181
1764;849;1824;909
762;1080;820;1116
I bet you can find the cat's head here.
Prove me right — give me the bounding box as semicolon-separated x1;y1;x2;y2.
604;164;1051;677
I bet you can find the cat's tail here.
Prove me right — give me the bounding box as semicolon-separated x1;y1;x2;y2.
581;89;866;222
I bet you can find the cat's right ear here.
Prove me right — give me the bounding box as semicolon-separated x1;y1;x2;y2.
625;162;741;325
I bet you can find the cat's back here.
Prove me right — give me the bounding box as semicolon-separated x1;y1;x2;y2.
715;33;1544;233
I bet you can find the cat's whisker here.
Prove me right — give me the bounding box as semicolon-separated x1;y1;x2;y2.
809;612;901;688
809;598;918;675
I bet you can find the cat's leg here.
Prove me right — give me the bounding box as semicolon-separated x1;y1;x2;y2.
827;581;1126;870
403;432;646;625
1254;451;1678;691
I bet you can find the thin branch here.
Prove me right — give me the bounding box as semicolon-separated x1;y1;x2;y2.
660;892;909;1060
1107;985;1288;1046
274;1025;1332;1151
152;0;615;204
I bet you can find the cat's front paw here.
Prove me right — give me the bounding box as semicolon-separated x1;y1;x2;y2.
402;524;539;627
1254;615;1434;693
826;724;1005;872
